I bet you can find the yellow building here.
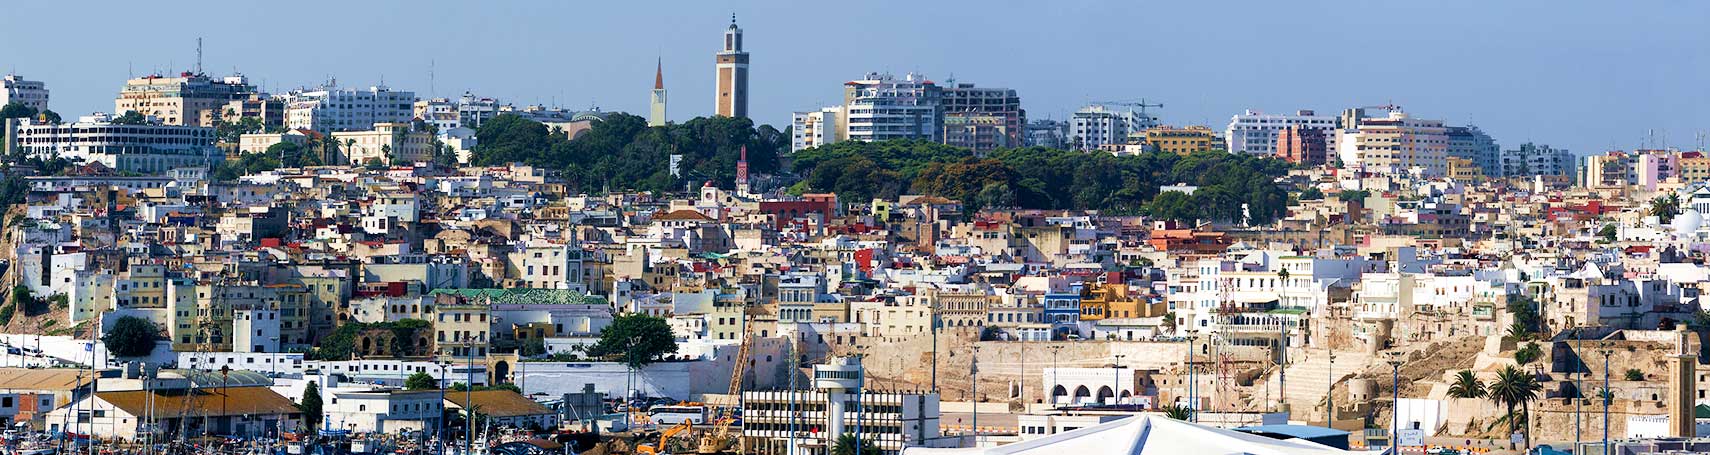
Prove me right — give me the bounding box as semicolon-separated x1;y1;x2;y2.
1680;155;1710;183
330;123;436;166
1078;283;1165;320
1141;126;1220;155
1446;157;1481;181
114;73;257;126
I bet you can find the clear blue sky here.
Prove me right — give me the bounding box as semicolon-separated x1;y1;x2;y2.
3;0;1707;154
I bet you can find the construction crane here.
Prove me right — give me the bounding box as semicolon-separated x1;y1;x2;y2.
1091;99;1164;116
699;308;755;454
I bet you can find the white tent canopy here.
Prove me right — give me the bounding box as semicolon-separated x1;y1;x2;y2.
904;415;1382;455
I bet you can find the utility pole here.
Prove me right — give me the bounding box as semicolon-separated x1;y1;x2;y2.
1602;346;1613;455
1387;357;1402;451
970;346;979;438
1048;346;1064;406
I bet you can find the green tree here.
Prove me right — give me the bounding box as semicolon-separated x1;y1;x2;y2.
1625;369;1644;381
405;372;438;390
299;381;324;436
102;316;160;357
1514;342;1543;365
110;111;149;125
831;434;881;455
1298;187;1324;200
1598;224;1617;243
1337;190;1371;203
1486;365;1541;447
1447;370;1486;399
0;103;36;120
522;336;547;357
586;313;679;368
38;110;61;124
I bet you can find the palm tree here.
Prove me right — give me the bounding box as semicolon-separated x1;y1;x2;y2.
1486;365;1542;448
1161;404;1194;421
831;434;880;455
1447;370;1486;399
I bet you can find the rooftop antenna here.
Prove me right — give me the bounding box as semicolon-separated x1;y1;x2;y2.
429;59;436;97
195;37;203;75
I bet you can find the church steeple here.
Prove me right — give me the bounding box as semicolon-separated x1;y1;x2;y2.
649;56;668;127
654;58;664;90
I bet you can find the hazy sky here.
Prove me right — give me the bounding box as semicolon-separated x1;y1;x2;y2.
4;1;1707;154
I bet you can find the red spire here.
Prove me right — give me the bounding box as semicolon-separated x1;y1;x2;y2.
654;58;664;90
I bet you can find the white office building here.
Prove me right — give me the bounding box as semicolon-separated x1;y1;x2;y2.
2;75;49;111
791;107;842;153
284;83;416;132
1223;109;1339;156
1070;105;1153;150
843;72;942;143
12;114;221;174
742;357;944;455
1445;125;1501;177
1502;142;1573;177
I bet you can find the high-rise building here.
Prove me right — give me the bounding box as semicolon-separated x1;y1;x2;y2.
841;72;941;143
1275;125;1330;165
714;16;749;118
115;72;258;126
650;59;668;127
1335;109;1449;177
940;82;1023;152
1224;109;1339;156
1501;142;1573;177
790;107;841;153
1070;105;1152;150
1445;125;1501;178
283;83;416;132
1;75;49;111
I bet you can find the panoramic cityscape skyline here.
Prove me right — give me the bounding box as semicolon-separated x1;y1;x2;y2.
4;0;1708;154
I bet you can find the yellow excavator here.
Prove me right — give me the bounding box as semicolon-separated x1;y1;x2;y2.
636;421;693;455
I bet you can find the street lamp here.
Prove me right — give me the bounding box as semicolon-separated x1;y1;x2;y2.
1386;355;1402;451
1049;346;1064;406
1600;346;1614;455
1112;354;1127;406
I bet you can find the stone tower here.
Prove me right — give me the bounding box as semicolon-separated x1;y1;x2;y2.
1670;323;1697;437
714;14;749;118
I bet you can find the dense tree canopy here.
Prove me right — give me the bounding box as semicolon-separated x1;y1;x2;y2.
586;313;678;368
102;316;160;357
791;140;1293;223
470;113;786;193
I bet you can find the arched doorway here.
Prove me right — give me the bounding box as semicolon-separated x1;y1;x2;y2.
1072;385;1091;403
1052;385;1068;403
1097;386;1115;404
494;360;511;384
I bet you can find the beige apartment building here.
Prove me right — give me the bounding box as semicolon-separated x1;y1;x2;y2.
331;123;435;165
114;73;257;126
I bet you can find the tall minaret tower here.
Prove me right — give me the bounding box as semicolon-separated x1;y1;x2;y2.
714;14;749;118
736;145;751;195
649;58;668;127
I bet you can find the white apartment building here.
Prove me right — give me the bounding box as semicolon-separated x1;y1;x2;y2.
842;72;942;143
1070;105;1153;150
1224;109;1339;156
742;358;943;455
790;107;842;153
284;84;416;132
505;243;588;291
12;115;221;174
1445;125;1501;177
323;388;444;434
1336;110;1449;177
1;75;49;111
413;92;502;132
